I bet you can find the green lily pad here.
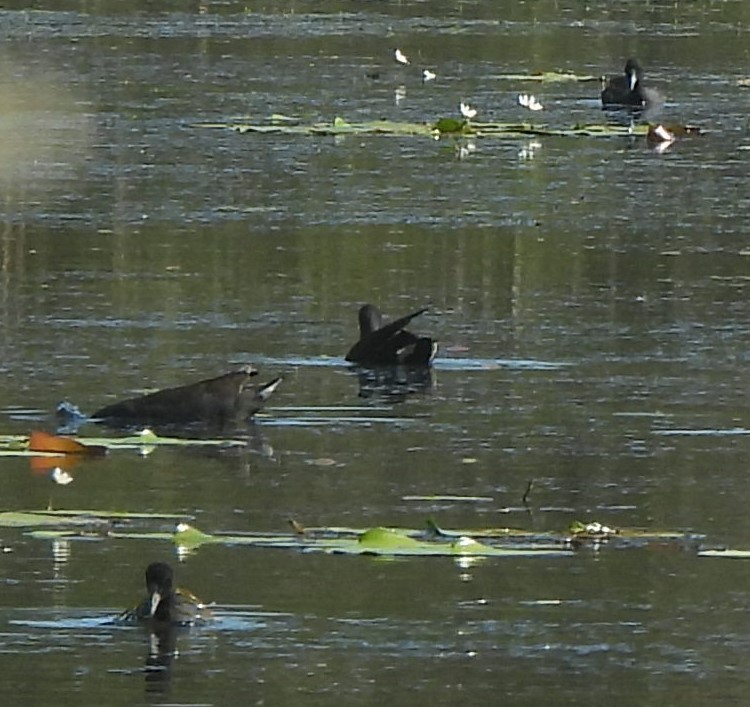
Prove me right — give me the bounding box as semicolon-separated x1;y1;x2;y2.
0;435;28;451
434;117;470;135
0;509;189;529
698;549;750;559
173;523;222;548
358;526;425;550
0;512;103;528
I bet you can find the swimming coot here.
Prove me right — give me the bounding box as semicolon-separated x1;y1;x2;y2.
601;58;662;109
92;365;282;426
345;304;437;367
119;562;212;626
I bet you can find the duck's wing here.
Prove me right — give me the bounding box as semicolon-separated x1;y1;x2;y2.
112;598;150;624
173;588;214;624
346;307;430;363
601;74;630;104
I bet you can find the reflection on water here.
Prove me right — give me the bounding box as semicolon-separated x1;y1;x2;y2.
0;53;91;199
143;626;177;694
352;364;434;402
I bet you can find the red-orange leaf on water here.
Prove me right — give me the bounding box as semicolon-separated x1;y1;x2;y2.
28;430;106;457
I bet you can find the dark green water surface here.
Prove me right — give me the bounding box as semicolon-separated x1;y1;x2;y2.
1;1;750;705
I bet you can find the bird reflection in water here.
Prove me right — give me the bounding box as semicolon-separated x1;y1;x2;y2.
143;624;179;694
354;364;435;402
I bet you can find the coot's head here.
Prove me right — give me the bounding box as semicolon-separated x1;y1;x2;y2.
624;58;643;91
357;304;383;337
144;562;174;618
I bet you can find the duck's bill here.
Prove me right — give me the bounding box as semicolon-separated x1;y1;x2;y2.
149;591;162;617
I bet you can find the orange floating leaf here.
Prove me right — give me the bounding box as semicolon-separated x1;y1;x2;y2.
28;430;106;457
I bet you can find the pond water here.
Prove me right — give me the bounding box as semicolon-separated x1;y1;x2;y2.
1;0;750;704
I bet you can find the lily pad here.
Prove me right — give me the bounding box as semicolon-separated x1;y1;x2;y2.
358;526;425;550
434;117;470;135
0;509;189;529
698;549;750;559
0;512;104;528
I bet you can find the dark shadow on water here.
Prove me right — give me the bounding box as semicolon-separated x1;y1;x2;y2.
55;401;276;444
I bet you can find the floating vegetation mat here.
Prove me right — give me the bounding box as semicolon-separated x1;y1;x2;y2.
3;511;703;559
194;115;655;140
0;429;248;457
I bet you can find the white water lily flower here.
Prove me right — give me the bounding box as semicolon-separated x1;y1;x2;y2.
51;467;74;486
518;93;544;111
460;101;477;119
422;69;436;82
394;48;409;65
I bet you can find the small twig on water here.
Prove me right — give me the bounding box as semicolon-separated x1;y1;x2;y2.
522;479;535;506
289;518;307;535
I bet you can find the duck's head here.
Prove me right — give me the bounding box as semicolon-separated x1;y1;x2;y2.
145;562;174;618
357;304;383;337
624;58;643;91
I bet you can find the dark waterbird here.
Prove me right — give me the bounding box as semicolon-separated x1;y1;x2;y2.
92;364;282;426
345;304;437;367
119;561;212;626
601;58;663;110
